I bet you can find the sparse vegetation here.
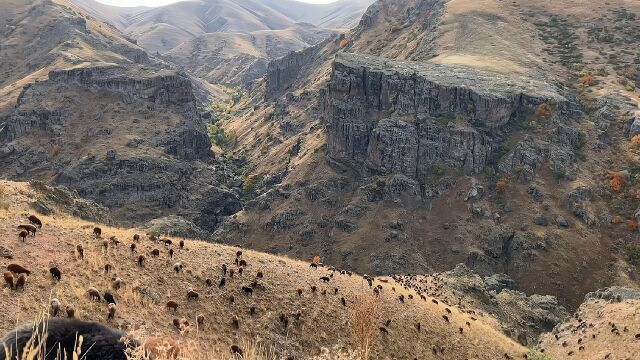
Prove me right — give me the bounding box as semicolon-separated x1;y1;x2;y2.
608;171;626;192
626;243;640;266
0;186;9;210
349;296;381;360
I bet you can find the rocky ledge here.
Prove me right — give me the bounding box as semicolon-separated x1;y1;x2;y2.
326;53;581;182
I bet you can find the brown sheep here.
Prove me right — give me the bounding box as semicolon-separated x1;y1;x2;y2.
50;298;61;317
151;249;160;257
107;303;116;320
160;239;172;246
138;255;145;267
232;316;240;329
205;278;213;287
256;271;263;279
66;308;75;318
442;315;450;323
186;289;199;300
17;224;37;236
112;278;122;290
7;264;30;275
109;236;120;246
169;249;174;259
104;264;112;273
238;267;243;276
179;240;184;249
379;327;389;335
15;274;27;290
250;306;256;316
239;260;247;267
236;251;243;258
133;234;140;242
166;301;179;312
93;227;102;237
416;323;421;332
230;345;243;356
279;314;289;329
102;240;109;250
87;287;101;301
341;297;347;306
297;289;303;297
50;267;62;281
18;231;28;242
196;314;205;325
229;269;235;278
76;244;84;259
3;271;14;289
229;295;235;304
310;285;317;293
130;243;136;253
28;215;43;229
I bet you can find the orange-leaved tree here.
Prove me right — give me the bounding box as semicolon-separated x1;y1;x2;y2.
535;103;552;119
608;171;626;192
579;75;594;87
495;180;507;193
631;135;640;145
339;39;349;48
627;219;638;231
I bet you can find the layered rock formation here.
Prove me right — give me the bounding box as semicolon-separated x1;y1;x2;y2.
325;53;578;182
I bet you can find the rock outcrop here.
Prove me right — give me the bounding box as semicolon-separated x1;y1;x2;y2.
325;53;579;184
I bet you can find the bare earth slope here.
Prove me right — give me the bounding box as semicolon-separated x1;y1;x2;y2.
0;180;528;359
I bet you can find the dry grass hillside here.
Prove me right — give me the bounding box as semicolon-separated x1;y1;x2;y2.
0;180;529;359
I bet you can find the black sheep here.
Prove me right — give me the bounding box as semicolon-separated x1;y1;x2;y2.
0;318;132;360
49;267;62;281
103;292;116;305
17;225;37;236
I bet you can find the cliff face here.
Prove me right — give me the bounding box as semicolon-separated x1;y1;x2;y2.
326;53;579;182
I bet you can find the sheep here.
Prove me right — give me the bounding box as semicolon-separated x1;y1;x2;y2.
166;301;179;312
384;319;392;327
137;255;145;267
173;262;183;274
250;306;256;316
415;323;421;332
104;264;112;274
320;276;330;282
334;288;339;295
160;239;172;246
112;278;122;290
18;231;27;242
27;215;43;229
236;251;243;258
256;271;263;279
130;243;136;253
221;264;227;275
442;315;449;323
50;267;62;281
133;234;140;242
151;249;160;257
179;240;184;249
230;345;243;356
238;267;243;276
398;295;405;303
169;249;174;259
232;316;240;329
229;269;235;278
107;303;116;320
229;295;235;304
76;244;84;259
239;260;247;267
341;297;347;306
205;279;213;287
196;314;205;325
66;308;75;318
293;310;302;321
242;286;253;295
310;263;318;269
432;299;438;304
87;287;101;301
310;285;317;293
103;292;116;305
279;314;289;329
7;264;30;275
186;289;199;300
109;237;120;246
102;240;109;250
445;308;451;314
10;275;24;290
297;289;303;297
3;271;16;291
219;277;226;288
17;225;37;236
379;327;389;335
0;318;131;360
93;227;102;238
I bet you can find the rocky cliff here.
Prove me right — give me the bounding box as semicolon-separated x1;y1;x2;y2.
325;53;580;183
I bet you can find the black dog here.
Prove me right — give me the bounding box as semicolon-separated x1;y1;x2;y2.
0;318;134;360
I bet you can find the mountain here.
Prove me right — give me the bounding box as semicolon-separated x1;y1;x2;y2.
215;0;640;313
68;0;374;85
0;0;241;232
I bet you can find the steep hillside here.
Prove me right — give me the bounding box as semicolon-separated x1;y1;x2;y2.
0;180;528;359
0;0;241;232
215;0;640;311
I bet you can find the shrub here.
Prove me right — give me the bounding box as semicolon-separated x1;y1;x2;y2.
535;103;552;119
0;185;9;210
579;75;594;86
526;351;554;360
495;180;507;193
608;171;625;192
627;219;638;231
632;135;640;145
626;243;640;266
207;124;237;149
349;295;380;359
339;39;349;48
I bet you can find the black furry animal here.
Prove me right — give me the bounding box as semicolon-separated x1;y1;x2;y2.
18;231;28;242
166;301;179;312
76;244;84;259
151;249;160;257
93;227;102;238
15;274;26;290
179;240;184;249
239;260;247;267
27;215;43;229
320;276;330;283
169;249;174;259
221;264;227;275
138;255;145;267
17;225;37;236
242;286;253;295
133;234;140;242
49;267;62;281
0;318;132;360
256;271;263;279
186;289;199;300
230;345;243;356
236;251;243;258
219;277;226;288
7;264;30;275
103;292;116;305
130;243;136;253
160;239;172;246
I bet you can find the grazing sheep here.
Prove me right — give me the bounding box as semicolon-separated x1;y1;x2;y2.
160;239;172;246
219;277;226;288
196;314;205;325
104;264;112;274
50;267;62;281
229;269;235;278
66;308;75;318
169;249;174;259
384;319;391;327
76;244;84;259
459;327;464;334
445;308;451;314
334;288;339;295
310;285;317;293
173;262;183;274
297;289;303;297
18;231;27;242
229;295;235;304
27;215;43;229
341;297;347;306
186;289;199;300
379;327;389;335
432;299;438;304
279;314;289;329
109;237;120;246
398;295;405;303
15;274;26;290
256;271;263;279
166;301;179;312
133;234;140;242
442;315;449;323
151;249;160;257
320;276;330;282
250;306;256;316
416;323;421;332
130;243;136;253
107;303;116;320
137;255;145;267
103;292;116;305
0;318;131;360
17;225;37;236
205;278;213;287
7;264;30;275
93;227;102;237
230;345;243;356
112;278;122;290
242;286;253;295
310;263;318;269
239;260;247;267
221;264;227;275
102;240;109;250
3;271;14;289
294;310;302;321
179;240;184;249
87;288;100;301
232;316;239;329
236;251;243;258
